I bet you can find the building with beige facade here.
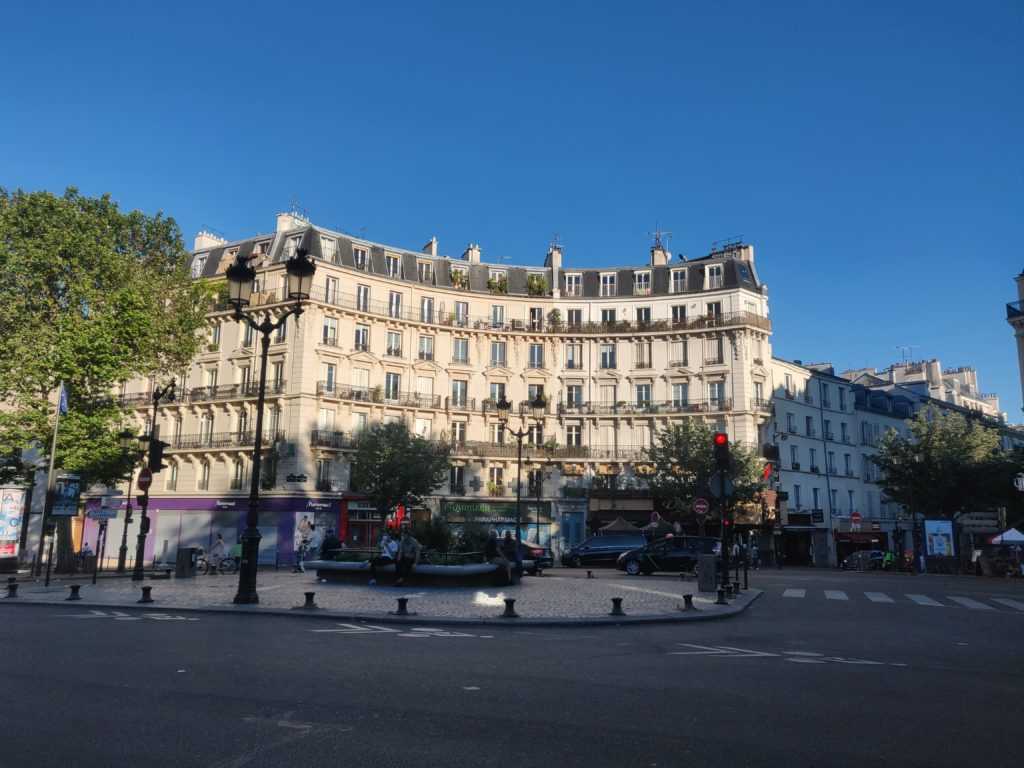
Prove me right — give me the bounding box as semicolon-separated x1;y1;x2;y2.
102;212;773;567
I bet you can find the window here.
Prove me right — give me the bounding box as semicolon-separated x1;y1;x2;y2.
275;316;287;343
322;317;338;345
231;459;244;490
386;331;403;357
824;419;833;440
317;408;334;431
706;301;722;318
601;308;616;325
191;254;207;278
527;469;544;496
527;383;545;403
705;337;724;364
671;269;686;293
529;307;543;330
488;466;504;490
198;461;210;491
707;264;723;289
812;487;820;509
600;273;617;296
386;255;401;278
284;235;301;260
356;284;370;312
210;324;221;349
565;384;583;407
414;417;432;438
839;388;847;411
491;305;505;328
672;305;686;325
565;274;582;296
354;325;369;352
634;341;652;369
841;422;849;442
268;406;281;437
708;381;725;408
827;451;835;474
633;272;651;296
206;368;218;389
754;381;764;404
790;444;799;468
793;485;802;508
451;380;468;407
271;362;284;389
600;343;616;369
821;384;831;408
490;341;507;367
809;448;818;470
321;363;336;391
451;266;468;289
388;291;402;319
527;423;544;446
239;365;252;391
325;276;340;303
352;412;367;433
566;424;582;447
565;343;582;369
353;247;368;270
420;296;434;323
417;261;433;283
635;384;652;406
806;416;814;436
450;466;465;493
242;323;255;348
844;454;852;475
454;301;468;327
452;338;469;364
636;306;651;325
528;343;544;368
786;413;796;433
384;372;401;401
321;237;337;262
672;383;688;407
671;340;687;366
489;423;506;445
451;422;467;444
567;308;582;327
600;385;617;404
418;335;434;361
166;463;178;491
237;408;249;436
490;382;506;404
784;373;794;396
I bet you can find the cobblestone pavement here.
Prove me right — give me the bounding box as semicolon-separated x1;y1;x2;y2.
5;567;757;622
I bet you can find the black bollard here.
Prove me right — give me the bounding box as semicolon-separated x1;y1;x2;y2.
390;597;417;616
138;585;154;604
502;598;519;618
6;579;18;599
733;580;742;594
609;597;625;616
715;588;727;605
743;564;749;590
303;592;317;609
682;594;695;611
66;584;82;601
725;584;734;599
586;570;594;579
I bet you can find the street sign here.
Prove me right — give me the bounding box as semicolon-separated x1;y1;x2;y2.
137;468;152;491
1014;473;1024;493
707;471;734;500
959;511;1002;534
693;497;710;516
850;511;862;524
89;493;123;520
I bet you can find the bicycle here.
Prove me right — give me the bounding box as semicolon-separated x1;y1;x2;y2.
196;549;239;575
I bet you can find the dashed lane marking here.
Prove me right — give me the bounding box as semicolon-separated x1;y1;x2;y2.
782;589;806;598
946;596;994;611
991;598;1024;612
865;592;894;603
824;590;849;601
906;594;944;607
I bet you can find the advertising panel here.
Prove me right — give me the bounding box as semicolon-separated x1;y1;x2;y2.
0;487;26;558
924;519;955;557
51;474;81;517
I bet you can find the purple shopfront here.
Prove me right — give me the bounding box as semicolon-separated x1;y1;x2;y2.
83;495;343;568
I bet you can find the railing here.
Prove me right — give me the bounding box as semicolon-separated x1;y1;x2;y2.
122;382;286;408
316;382;442;409
311;429;351;449
753;398;773;411
170;430;286;450
447;397;477;412
321;335;339;347
354;342;369;352
418;352;435;361
557;399;733;415
527;361;545;369
451;442;645;460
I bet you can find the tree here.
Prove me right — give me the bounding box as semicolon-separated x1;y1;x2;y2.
0;188;212;566
349;422;451;531
873;406;1001;520
644;420;762;533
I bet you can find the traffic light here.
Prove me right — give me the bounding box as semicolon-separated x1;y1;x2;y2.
713;432;730;471
147;437;170;473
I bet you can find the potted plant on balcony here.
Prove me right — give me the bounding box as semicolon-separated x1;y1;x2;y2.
371;385;383;403
486;480;504;497
527;274;548;296
546;308;562;331
450;269;468;290
486;275;508;295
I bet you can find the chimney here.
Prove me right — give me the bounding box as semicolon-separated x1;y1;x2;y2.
194;230;227;251
545;245;563;298
422;237;438;257
276;210;309;233
650;243;670;267
1016;271;1024;302
463;243;481;264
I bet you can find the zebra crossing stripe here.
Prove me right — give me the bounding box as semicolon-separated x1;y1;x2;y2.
906;594;943;607
865;592;894;603
824;590;849;601
991;598;1024;612
782;589;806;598
946;596;994;611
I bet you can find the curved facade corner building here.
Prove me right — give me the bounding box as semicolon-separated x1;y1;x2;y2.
107;212;774;566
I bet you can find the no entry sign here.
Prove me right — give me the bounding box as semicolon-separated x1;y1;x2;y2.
693;497;710;516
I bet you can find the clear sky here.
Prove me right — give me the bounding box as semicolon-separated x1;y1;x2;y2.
2;1;1021;415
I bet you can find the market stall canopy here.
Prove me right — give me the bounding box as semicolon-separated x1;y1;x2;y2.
989;528;1024;544
600;517;641;533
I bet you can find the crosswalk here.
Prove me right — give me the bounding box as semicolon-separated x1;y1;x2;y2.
776;589;1024;612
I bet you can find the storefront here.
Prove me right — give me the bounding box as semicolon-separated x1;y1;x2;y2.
834;530;889;563
440;500;554;546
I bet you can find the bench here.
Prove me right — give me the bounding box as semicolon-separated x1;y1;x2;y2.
310;559;520;587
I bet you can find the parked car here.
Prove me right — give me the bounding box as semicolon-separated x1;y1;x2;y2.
561;534;647;568
518;542;554;574
617;536;721;575
840;549;885;571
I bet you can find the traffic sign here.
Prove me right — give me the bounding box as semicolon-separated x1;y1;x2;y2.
707;472;734;500
138;468;152;491
850;511;862;524
693;497;710;516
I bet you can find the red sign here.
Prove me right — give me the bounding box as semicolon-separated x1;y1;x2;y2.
137;468;152;491
850;511;862;524
693;497;710;516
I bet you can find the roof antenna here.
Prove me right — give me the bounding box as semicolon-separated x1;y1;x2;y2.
550;232;563;251
649;223;672;250
895;345;919;363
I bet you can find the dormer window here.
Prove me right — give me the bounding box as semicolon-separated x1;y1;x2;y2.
451;266;468;289
256;241;271;256
707;264;723;290
565;273;582;296
284;236;301;260
671;269;686;293
191;254;208;278
600;273;617;297
417;261;433;283
353;247;368;270
321;237;337;262
386;254;401;278
633;272;651;296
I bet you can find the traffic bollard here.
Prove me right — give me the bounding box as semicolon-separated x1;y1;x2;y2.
586;570;594;579
502;598;519;618
303;592;317;609
733;580;742;594
682;594;695;611
609;597;625;616
725;584;734;599
391;597;416;616
715;588;727;605
743;564;749;590
6;578;18;599
138;585;154;604
66;584;82;601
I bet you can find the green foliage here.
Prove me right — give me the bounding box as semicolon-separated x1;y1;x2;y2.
412;516;452;552
0;187;214;486
349;421;451;518
644;421;762;523
527;274;548;296
873;406;1002;518
486;275;507;295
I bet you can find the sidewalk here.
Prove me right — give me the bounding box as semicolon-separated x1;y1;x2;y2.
2;568;762;626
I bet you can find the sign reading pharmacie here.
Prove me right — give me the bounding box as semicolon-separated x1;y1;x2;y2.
442;500;553;525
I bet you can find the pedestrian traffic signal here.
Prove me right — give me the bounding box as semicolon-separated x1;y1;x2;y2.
147;438;170;473
713;432;730;471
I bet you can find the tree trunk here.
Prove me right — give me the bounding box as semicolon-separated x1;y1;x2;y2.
55;516;75;572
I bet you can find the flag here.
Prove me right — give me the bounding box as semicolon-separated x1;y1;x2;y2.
57;382;68;416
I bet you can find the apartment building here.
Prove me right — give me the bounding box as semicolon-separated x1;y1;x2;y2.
104;213;773;566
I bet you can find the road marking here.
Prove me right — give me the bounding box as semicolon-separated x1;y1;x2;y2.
463;686;480;691
906;594;943;607
784;651;824;657
59;610;198;622
865;592;894;603
946;596;994;611
824;590;849;601
669;644;777;658
311;623;399;634
787;657;826;664
670;644;903;667
991;598;1024;611
782;589;805;598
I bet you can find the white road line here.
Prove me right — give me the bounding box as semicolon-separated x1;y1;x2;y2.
865;592;894;603
991;598;1024;611
906;594;944;607
824;590;849;601
946;596;994;611
782;589;806;598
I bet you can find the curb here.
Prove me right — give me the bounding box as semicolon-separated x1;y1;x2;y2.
0;589;762;628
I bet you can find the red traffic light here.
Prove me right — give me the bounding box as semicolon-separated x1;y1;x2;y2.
713;432;728;446
762;462;773;480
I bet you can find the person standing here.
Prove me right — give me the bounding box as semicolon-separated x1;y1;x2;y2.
750;541;760;570
394;521;420;587
320;528;341;559
209;533;226;570
486;529;511;583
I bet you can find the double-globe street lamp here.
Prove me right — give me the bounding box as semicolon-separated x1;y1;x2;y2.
495;395;546;569
116;428;147;573
226;247;316;604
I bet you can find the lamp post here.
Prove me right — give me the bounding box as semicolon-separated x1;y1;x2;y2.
496;395;546;570
116;428;146;574
227;248;316;605
133;381;176;582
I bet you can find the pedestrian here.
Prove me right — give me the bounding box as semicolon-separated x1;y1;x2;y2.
209;533;226;570
320;528;341;559
294;527;312;574
750;542;760;570
369;531;397;586
394;521;420;586
486;529;511;583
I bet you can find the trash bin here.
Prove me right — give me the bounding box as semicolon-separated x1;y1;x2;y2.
175;547;198;578
697;554;718;593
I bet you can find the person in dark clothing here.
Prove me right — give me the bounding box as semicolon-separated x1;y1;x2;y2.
486;529;511;583
320;529;342;559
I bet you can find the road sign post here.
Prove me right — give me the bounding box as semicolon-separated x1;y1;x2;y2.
851;511;862;531
137;469;152;492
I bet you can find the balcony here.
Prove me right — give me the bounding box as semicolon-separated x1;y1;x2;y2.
487;483;506;497
633;286;652;296
451;441;644;461
810;465;820;473
564;360;583;370
753;398;773;412
451;356;470;365
703;357;725;366
170;430;285;450
353;342;369;353
310;430;351;449
385;347;403;358
557;399;733;415
447;397;476;412
634;360;653;370
824;432;835;441
791;462;801;471
450;484;466;496
321;335;339;347
418;351;435;361
527;361;545;370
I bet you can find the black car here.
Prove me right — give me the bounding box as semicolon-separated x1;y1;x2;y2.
518;541;554;574
561;534;648;568
617;535;722;575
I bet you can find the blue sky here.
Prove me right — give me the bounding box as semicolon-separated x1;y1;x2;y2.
2;1;1022;415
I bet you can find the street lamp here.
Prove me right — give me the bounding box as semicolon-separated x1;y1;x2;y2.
116;428;146;573
228;247;316;604
495;394;546;571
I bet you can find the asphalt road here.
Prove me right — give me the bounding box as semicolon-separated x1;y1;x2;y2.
2;569;1021;768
